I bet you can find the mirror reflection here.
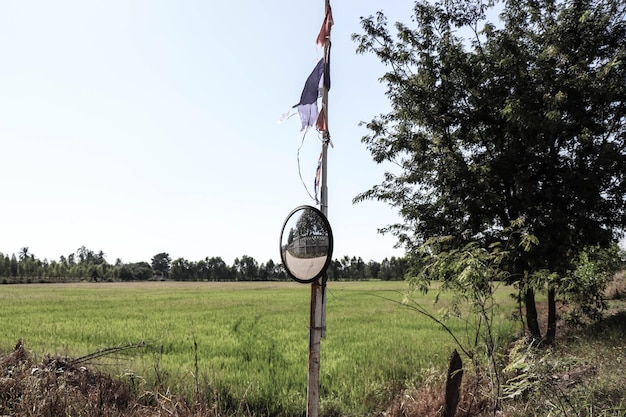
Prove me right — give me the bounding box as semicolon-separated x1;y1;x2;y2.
280;205;333;283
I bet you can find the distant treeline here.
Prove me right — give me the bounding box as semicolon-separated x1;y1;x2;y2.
0;246;408;284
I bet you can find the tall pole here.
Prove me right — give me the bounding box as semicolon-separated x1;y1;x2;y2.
319;0;331;340
307;2;331;417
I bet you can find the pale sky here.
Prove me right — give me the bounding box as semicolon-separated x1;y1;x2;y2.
0;0;416;265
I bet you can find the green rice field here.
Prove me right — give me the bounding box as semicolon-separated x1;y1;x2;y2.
0;281;519;416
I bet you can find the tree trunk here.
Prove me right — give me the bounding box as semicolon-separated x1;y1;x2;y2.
544;287;556;345
440;349;463;417
524;288;542;342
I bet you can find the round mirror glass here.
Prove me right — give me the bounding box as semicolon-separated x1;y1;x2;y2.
280;205;333;283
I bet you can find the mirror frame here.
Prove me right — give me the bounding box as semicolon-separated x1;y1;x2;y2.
279;205;333;284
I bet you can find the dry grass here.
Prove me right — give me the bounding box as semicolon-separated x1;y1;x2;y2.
380;373;494;417
0;340;220;417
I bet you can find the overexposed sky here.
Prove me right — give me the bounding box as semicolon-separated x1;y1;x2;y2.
0;0;416;265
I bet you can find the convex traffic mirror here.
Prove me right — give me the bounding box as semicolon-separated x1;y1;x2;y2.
280;205;333;283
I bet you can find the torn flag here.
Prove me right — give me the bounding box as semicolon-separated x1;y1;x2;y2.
316;106;327;132
293;59;324;131
316;4;334;47
323;41;331;91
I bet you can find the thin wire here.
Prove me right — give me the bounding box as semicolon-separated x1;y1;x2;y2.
296;129;320;203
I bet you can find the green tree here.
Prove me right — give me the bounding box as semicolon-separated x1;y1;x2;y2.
233;255;259;281
18;247;32;279
10;254;18;278
354;0;626;343
119;261;153;281
349;256;366;279
18;247;29;262
170;258;194;281
339;256;350;279
0;253;7;278
151;252;172;278
262;259;282;280
95;250;106;265
258;260;270;280
57;259;68;280
76;246;94;264
195;258;208;280
206;256;229;281
327;259;341;280
366;260;381;279
378;257;408;281
48;260;59;281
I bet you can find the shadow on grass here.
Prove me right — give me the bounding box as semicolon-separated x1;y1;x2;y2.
585;310;626;338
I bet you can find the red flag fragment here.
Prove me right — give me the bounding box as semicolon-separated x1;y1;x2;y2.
316;5;334;47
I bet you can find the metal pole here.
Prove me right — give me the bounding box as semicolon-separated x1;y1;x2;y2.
307;2;330;417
